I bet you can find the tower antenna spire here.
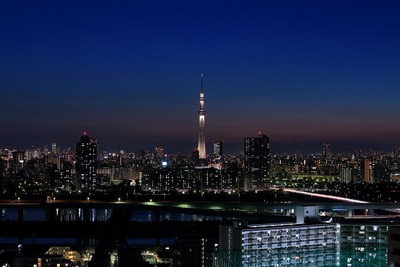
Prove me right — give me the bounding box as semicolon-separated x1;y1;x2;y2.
200;73;204;92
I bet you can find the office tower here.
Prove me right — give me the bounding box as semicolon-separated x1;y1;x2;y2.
243;132;270;191
363;158;373;183
213;140;223;158
75;132;98;191
198;73;206;159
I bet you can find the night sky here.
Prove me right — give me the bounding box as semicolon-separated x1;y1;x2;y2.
1;0;400;154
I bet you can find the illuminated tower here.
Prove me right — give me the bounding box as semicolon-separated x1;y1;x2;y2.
198;73;206;159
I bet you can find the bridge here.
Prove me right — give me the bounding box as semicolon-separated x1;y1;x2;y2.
2;192;400;224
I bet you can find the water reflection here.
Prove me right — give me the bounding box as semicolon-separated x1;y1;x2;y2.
55;208;113;222
0;207;225;222
0;208;17;221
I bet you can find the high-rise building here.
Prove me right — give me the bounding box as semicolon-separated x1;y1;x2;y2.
216;220;340;267
75;132;98;191
12;151;25;173
341;166;354;183
243;132;270;191
322;143;331;161
395;145;400;159
52;142;57;154
363;158;373;183
213;140;223;158
25;146;40;161
198;73;206;160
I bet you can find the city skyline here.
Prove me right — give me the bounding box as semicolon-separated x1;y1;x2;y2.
2;1;400;154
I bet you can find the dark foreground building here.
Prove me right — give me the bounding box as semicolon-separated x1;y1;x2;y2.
244;132;270;191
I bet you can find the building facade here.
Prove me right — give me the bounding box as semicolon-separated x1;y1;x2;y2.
243;133;270;191
75;132;98;191
341;222;388;266
216;221;340;267
214;140;223;159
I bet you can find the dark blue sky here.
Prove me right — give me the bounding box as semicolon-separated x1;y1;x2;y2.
1;0;400;154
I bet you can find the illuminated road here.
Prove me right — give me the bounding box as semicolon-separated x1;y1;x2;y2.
282;188;400;217
4;191;400;218
282;188;369;204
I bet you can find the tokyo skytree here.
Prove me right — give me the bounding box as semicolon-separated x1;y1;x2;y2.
198;73;206;159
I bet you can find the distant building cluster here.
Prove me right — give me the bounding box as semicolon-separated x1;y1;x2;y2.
1;130;400;198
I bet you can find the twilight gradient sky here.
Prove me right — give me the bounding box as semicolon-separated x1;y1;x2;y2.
1;0;400;154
